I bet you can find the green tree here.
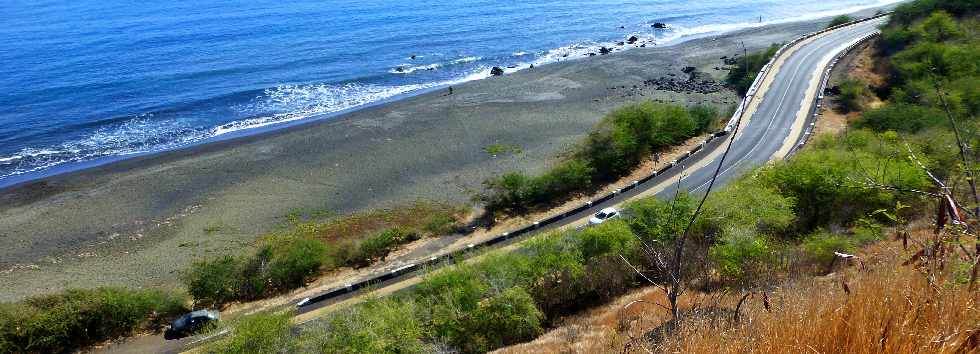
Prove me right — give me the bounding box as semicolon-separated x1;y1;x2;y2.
827;15;854;28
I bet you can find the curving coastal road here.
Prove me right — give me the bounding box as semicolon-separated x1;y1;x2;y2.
104;17;887;354
658;17;887;199
288;17;888;320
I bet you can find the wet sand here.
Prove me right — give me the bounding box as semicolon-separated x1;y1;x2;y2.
0;18;839;301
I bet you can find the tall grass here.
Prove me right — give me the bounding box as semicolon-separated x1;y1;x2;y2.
654;231;980;353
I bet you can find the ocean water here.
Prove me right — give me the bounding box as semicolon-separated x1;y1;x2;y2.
0;0;900;185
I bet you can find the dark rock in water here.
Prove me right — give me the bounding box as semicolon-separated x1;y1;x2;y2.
507;65;517;69
616;41;625;46
395;67;405;73
490;67;505;76
599;47;612;55
652;22;668;29
682;66;696;74
619;26;625;29
563;53;569;57
720;55;728;60
640;44;646;48
627;35;639;44
587;53;597;57
410;55;417;60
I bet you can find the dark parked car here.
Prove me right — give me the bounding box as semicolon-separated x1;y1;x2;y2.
164;309;219;339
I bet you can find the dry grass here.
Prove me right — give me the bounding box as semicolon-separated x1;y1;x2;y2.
495;224;980;354
654;226;980;354
268;201;469;244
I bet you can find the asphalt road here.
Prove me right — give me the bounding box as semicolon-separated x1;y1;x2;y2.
290;17;887;318
284;15;887;324
105;17;886;354
664;18;887;197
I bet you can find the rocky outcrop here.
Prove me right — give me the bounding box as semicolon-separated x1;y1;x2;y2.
627;35;639;44
490;67;505;76
652;22;668;29
643;77;724;94
599;47;612;55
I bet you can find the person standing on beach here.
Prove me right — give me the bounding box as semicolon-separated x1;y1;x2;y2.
448;86;454;95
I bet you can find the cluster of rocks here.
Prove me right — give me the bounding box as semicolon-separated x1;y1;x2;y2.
642;77;725;95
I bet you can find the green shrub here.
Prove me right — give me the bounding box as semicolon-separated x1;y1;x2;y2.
483;102;721;213
891;0;979;26
184;203;466;306
206;310;295;354
802;231;858;264
460;287;544;353
578;220;639;260
184;255;242;306
625;192;694;242
709;229;773;280
690;105;720;132
837;79;869;113
857;103;946;133
827;15;854;29
266;239;327;289
700;179;796;238
0;288;188;354
350;228;418;267
311;299;430;354
758;140;929;230
726;44;781;95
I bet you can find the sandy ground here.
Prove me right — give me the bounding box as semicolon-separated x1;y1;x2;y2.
0;18;837;301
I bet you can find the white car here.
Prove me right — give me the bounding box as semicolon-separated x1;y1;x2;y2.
588;207;620;225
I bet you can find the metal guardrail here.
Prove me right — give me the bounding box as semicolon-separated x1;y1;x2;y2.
788;31;882;156
723;11;892;133
295;13;893;311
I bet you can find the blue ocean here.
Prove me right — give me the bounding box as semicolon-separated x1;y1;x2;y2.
0;0;899;185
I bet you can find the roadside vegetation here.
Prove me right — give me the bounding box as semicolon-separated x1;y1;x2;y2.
481;102;723;215
184;201;467;307
827;14;854;28
9;2;977;353
501;2;980;352
725;43;781;95
0;288;189;353
203;3;980;353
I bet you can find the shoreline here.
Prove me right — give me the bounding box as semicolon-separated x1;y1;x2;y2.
0;6;894;301
0;1;901;191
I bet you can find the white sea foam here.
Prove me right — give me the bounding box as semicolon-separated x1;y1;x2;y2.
451;56;481;64
656;0;905;45
0;115;212;179
1;0;904;181
389;63;443;74
212;69;491;137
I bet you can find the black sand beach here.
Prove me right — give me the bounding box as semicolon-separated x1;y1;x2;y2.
0;17;859;301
